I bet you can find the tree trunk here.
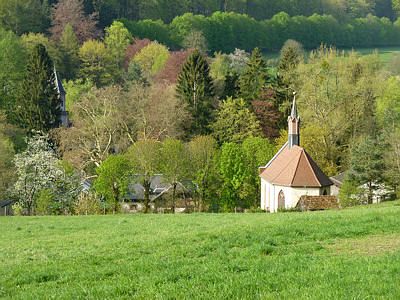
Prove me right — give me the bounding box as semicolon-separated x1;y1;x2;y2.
143;179;151;213
172;183;177;213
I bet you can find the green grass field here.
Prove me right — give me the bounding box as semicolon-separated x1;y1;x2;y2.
265;46;400;64
1;201;400;299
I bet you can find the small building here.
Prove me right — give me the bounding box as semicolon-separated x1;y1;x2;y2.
0;200;15;216
259;94;334;212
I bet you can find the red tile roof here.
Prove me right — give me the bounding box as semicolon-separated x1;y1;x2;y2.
260;143;333;187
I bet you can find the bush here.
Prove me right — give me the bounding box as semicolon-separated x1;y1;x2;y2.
339;179;365;207
74;193;102;215
35;189;54;215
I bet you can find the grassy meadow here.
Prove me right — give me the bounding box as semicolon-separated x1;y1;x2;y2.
265;46;400;64
1;201;400;299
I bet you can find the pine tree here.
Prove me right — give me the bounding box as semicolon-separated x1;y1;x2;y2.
176;50;214;136
60;24;80;80
222;71;240;99
14;44;61;133
239;48;267;101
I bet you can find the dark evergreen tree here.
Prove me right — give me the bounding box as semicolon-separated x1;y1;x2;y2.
222;71;240;99
239;48;267;101
349;135;385;204
176;50;214;136
14;44;61;133
278;39;303;81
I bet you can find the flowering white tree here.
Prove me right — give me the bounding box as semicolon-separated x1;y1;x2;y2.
13;134;73;215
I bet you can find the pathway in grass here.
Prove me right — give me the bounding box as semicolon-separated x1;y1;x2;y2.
1;201;400;299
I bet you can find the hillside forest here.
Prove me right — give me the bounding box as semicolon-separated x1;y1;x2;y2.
0;0;399;215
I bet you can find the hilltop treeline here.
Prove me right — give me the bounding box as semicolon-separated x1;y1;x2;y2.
122;12;400;52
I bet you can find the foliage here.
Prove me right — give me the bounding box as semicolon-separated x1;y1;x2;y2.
13;44;61;132
130;83;188;140
123;11;400;53
182;30;208;53
59;24;80;80
79;39;112;86
159;138;190;212
21;33;61;70
239;48;268;101
0;115;16;200
126;139;161;213
211;98;262;145
188;136;219;211
50;0;98;43
240;137;275;207
218;142;246;211
94;155;132;213
63;79;93;111
296;47;382;171
58;86;135;172
0;28;26;115
74;192;102;215
278;39;304;87
132;42;170;77
349;135;385;203
176;50;215;136
339;177;365;207
35;189;54;215
12;134;63;215
0;0;49;34
155;50;193;84
104;21;132;82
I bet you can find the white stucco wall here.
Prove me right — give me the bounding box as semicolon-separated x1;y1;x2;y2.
260;178;331;212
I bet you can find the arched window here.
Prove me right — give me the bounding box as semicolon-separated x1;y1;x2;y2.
323;189;328;196
278;190;285;209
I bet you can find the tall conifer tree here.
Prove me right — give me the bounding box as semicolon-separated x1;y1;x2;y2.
176;50;214;136
239;48;267;101
14;44;61;133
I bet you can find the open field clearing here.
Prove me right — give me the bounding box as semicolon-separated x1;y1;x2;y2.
265;46;400;64
1;201;400;299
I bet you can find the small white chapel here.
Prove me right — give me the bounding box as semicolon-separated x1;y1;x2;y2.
259;94;333;212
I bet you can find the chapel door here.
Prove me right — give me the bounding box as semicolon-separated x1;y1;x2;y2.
278;190;285;210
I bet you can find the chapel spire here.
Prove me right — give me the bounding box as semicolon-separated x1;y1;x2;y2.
288;92;300;148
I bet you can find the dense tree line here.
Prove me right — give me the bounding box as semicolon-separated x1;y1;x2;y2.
122;11;400;52
1;0;397;34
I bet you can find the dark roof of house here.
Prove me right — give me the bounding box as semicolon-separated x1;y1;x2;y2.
0;200;15;208
330;172;347;187
260;143;333;187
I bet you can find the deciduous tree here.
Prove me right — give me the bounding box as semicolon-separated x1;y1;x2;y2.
211;98;262;144
94;154;132;213
51;0;98;43
126;139;161;213
160;138;190;213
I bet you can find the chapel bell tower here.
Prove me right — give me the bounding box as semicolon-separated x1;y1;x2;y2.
288;92;300;148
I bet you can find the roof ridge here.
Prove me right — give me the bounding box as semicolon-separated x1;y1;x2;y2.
303;149;322;186
291;148;305;186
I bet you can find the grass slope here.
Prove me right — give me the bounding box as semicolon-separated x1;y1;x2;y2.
265;46;400;64
1;201;400;299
